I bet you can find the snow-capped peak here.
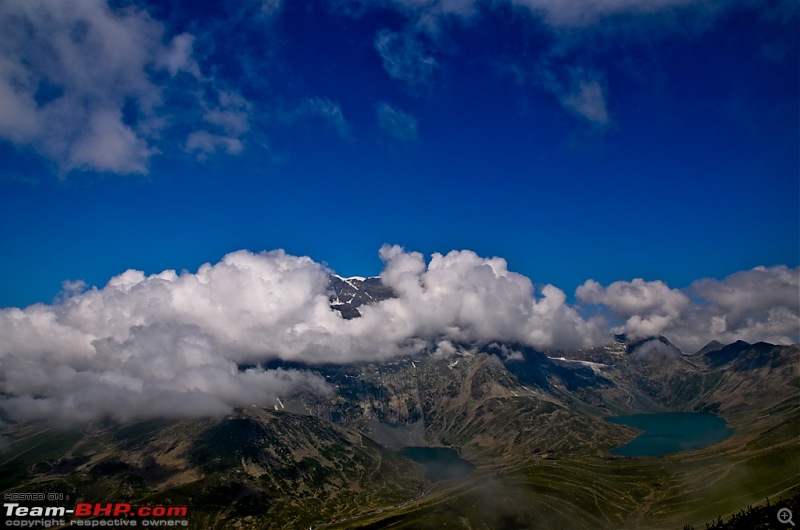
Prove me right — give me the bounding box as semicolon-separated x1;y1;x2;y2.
333;274;368;282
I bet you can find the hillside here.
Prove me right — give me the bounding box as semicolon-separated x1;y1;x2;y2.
2;334;798;528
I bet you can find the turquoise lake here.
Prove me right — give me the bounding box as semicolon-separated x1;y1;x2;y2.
607;412;733;457
400;447;475;480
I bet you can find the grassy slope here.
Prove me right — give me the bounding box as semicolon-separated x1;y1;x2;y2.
2;348;797;529
0;411;426;530
1;395;796;529
321;396;800;529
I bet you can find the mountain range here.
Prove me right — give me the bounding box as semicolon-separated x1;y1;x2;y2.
1;276;798;529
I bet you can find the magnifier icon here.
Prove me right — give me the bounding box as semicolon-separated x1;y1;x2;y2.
778;507;795;527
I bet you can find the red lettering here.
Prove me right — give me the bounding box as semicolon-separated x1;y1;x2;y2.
75;503;92;517
94;503;114;516
113;503;131;516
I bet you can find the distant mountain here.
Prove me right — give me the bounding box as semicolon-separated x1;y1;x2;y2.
694;340;725;356
328;275;395;319
624;334;683;356
697;339;780;370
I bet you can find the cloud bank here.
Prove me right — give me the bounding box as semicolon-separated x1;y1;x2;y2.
1;246;797;424
577;265;800;351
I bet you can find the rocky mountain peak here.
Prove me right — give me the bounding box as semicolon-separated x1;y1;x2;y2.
328;274;396;319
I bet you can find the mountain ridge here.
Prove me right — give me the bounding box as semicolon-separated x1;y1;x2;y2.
0;273;796;529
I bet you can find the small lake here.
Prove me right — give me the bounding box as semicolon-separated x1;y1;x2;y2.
607;412;733;457
400;447;475;480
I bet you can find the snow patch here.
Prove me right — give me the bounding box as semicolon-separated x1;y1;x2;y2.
548;356;610;375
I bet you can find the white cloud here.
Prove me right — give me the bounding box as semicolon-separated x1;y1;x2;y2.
186;131;244;158
1;247;795;424
690;266;799;317
510;0;701;27
377;102;419;142
577;276;696;339
0;56;41;142
186;90;251;158
577;278;690;319
205;91;251;136
69;109;157;173
0;1;254;174
0;250;336;423
0;246;604;423
157;33;201;78
0;0;167;174
683;266;800;349
577;266;800;351
537;66;612;127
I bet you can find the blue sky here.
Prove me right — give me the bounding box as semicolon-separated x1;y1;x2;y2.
0;0;797;309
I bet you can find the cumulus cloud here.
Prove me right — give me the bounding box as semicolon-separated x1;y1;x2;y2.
1;247;795;424
683;266;800;349
376;102;419;142
0;246;604;424
375;246;607;349
577;266;800;351
577;277;690;337
0;0;168;173
0;1;253;174
0;250;336;424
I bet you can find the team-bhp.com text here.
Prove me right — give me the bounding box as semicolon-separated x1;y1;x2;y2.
4;503;189;527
